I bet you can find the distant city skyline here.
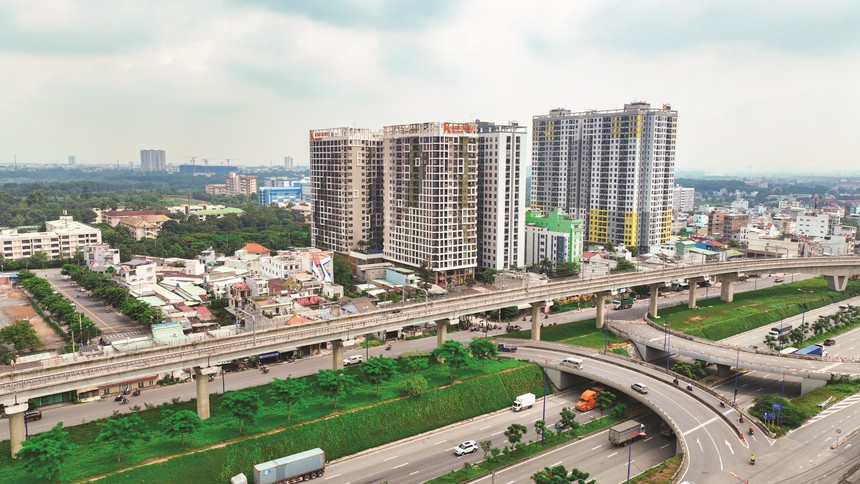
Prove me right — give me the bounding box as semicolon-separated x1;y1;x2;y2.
1;1;858;174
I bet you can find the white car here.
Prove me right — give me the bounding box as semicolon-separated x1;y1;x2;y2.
454;440;478;456
343;355;364;366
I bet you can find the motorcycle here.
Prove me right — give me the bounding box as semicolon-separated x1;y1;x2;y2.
750;455;755;466
749;426;754;436
113;395;124;402
119;398;129;405
385;344;392;351
261;366;269;374
720;401;726;408
686;384;694;392
673;378;679;385
131;389;140;397
739;414;744;424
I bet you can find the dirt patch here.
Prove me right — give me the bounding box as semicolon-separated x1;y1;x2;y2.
688;316;703;322
0;284;66;350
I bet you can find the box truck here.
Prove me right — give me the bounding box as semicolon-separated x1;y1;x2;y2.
512;393;536;412
252;448;325;484
608;421;646;446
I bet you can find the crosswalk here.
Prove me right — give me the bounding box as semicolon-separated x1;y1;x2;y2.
805;394;860;425
103;330;150;341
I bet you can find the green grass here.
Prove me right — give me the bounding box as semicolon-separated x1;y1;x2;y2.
791;379;860;421
426;415;625;484
629;454;682;483
505;317;627;349
656;278;860;340
101;364;546;483
0;358;538;483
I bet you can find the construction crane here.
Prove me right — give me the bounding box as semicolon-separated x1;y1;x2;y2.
203;158;209;166
185;156;197;165
224;158;237;165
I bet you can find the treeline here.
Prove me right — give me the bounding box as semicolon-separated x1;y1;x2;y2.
17;270;101;347
62;265;163;327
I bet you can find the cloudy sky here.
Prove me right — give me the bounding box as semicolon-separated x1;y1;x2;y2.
1;0;858;174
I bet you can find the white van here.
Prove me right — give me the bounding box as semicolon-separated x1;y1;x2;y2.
560;357;583;370
631;382;649;394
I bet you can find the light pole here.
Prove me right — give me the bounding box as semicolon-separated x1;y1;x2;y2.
235;307;257;344
665;322;672;371
733;348;740;403
626;430;634;483
542;359;547;444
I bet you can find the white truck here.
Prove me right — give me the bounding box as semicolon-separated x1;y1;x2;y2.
608;421;646;446
512;393;536;412
246;448;325;484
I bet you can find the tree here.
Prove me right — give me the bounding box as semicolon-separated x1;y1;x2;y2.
360;356;399;398
400;374;429;397
534;419;549;440
316;369;359;408
221;390;262;434
468;337;499;371
97;414;147;463
554;262;579;278
504;423;527;448
610;258;636;274
268;376;308;419
558;406;579;432
430;340;471;379
531;464;595;484
480;440;494;460
595;391;617;417
16;423;72;482
402;351;429;375
158;410;202;448
603;241;615;253
0;320;40;352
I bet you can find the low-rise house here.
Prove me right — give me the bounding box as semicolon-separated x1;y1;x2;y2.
113;259;157;294
83;244;120;271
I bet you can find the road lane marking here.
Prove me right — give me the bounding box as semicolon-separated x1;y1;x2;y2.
681;416;719;436
392;463;409;469
607;452;618;458
383;455;399;461
409;471;419;476
660;444;670;449
592;445;602;450
551;461;562;467
643;437;653;442
480;425;491;430
491;431;504;436
325;474;341;480
433;440;447;445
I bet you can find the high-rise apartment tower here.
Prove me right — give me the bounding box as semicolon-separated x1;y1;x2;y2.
476;121;526;270
383;122;478;285
531;102;677;251
140;149;166;171
309;128;384;253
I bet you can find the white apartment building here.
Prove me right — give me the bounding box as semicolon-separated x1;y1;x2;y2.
796;213;830;238
259;248;334;282
476;121;526;270
113;259;157;293
225;172;258;197
309;128;384;253
83;244;120;269
531;102;677;252
673;185;695;213
383;122;478;285
140;149;167;171
0;216;101;261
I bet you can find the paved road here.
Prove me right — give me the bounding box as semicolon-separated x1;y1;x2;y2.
40;268;149;340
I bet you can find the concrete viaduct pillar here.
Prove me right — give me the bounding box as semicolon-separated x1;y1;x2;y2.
436;318;457;346
6;402;27;458
649;283;662;318
825;275;849;291
720;274;736;302
594;291;611;329
530;301;546;341
193;367;210;420
331;339;345;370
687;277;703;309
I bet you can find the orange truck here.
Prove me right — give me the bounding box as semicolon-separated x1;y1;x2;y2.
575;385;606;412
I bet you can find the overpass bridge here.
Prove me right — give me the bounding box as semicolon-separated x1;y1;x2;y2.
1;256;858;456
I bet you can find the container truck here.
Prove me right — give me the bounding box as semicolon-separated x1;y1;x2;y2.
608;421;646;446
497;342;519;353
574;385;607;412
252;448;325;484
512;393;536;412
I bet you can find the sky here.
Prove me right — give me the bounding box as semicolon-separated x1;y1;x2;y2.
1;0;859;175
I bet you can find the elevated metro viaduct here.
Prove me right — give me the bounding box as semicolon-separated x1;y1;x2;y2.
2;257;858;456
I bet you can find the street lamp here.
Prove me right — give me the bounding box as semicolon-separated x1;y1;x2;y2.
626;430;635;483
235;307;257;344
665;322;672;372
542;359;547;444
733;348;740;404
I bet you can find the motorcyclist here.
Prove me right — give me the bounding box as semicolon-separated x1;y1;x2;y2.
750;454;755;465
749;426;754;435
